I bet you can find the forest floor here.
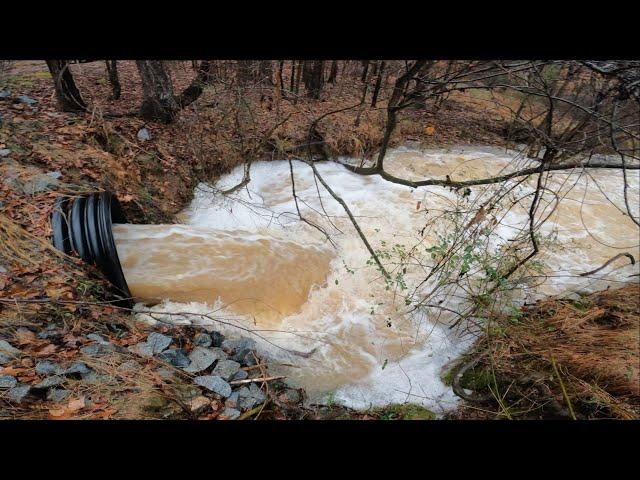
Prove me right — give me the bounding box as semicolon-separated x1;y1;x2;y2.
1;61;637;420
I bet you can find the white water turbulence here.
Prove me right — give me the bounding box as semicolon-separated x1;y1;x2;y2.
113;146;640;413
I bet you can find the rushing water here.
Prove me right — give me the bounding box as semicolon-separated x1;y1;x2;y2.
113;146;639;413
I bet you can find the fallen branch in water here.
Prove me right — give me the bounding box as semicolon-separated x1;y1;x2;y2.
579;252;636;277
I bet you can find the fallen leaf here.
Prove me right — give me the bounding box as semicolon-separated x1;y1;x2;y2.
425;125;435;135
67;396;86;412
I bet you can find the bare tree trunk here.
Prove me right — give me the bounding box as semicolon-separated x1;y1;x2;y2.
105;60;121;100
45;60;87;112
304;60;325;99
371;61;386;107
328;60;338;84
135;60;179;123
294;60;303;102
289;60;296;92
360;60;370;83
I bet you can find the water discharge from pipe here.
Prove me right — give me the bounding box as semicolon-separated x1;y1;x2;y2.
112;146;640;411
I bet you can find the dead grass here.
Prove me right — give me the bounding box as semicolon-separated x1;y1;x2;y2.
447;284;640;419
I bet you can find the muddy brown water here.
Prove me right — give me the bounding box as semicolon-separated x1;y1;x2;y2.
113;146;639;411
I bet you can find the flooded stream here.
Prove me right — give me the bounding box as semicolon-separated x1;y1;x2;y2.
113;146;639;412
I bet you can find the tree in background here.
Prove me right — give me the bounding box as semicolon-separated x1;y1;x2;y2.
45;60;87;112
136;60;179;123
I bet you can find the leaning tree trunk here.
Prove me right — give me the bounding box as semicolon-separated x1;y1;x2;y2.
105;60;121;100
178;60;212;108
370;61;386;107
304;60;325;99
45;60;87;112
135;60;179;123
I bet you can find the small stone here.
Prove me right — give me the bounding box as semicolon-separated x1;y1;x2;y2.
158;348;190;368
226;391;240;409
0;339;21;357
137;128;151;141
81;371;108;385
33;376;64;390
86;333;110;345
231;347;256;365
147;332;172;354
219;407;241;420
212;360;241;381
17;95;37;105
62;361;91;376
189;395;211;413
0;90;10;99
210;331;225;347
232;369;248;381
82;344;110;356
237;383;266;410
128;342;153;358
0;375;18;389
46;388;71;403
195;375;232;398
282;388;302;404
184;346;221;373
46;171;62;180
0;353;11;365
7;385;31;403
35;360;60;375
222;337;256;355
0;149;11;157
193;332;212;347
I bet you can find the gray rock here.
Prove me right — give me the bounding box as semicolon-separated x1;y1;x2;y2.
283;388;302;404
212;359;241;381
17;95;37;105
0;90;10;99
232;369;248;381
147;332;172;354
237;383;266;410
33;376;64;390
0;353;11;365
35;360;60;375
0;375;18;389
194;375;232;398
226;391;240;409
46;388;71;403
46;171;62;180
210;331;225;347
0;339;21;357
193;332;212;347
6;385;31;403
62;361;91;376
81;343;110;356
221;337;256;355
128;342;153;357
81;371;111;385
249;382;266;402
86;333;110;345
184;346;222;373
137;128;151;141
219;407;241;420
231;347;256;365
0;149;11;157
158;348;190;368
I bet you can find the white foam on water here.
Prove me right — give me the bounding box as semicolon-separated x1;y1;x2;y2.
116;146;639;414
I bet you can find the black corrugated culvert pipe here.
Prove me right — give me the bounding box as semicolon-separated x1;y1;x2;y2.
51;192;132;306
